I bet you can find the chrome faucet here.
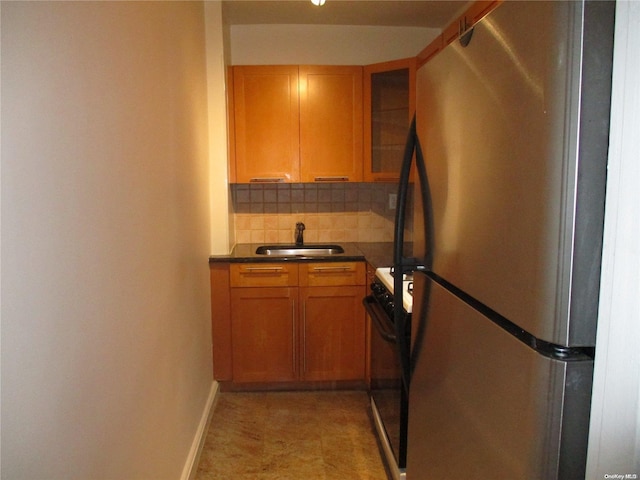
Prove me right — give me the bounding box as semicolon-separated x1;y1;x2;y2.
295;222;305;246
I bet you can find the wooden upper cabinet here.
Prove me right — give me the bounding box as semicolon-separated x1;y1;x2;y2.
232;66;300;183
230;65;363;184
363;57;416;182
299;66;364;182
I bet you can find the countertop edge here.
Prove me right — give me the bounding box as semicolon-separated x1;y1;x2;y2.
209;242;394;270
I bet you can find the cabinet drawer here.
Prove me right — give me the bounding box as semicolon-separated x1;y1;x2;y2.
299;262;365;287
230;263;299;287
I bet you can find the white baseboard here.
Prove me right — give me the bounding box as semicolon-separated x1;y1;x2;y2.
181;380;220;480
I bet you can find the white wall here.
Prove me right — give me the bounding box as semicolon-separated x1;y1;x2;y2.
230;24;439;65
206;2;235;255
1;2;214;479
586;1;640;477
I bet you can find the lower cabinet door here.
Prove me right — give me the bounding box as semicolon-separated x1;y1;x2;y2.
230;287;298;383
300;285;366;381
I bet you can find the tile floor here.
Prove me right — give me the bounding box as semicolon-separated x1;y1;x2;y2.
194;390;390;480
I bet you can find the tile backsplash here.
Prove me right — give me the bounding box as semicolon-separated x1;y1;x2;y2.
232;183;402;244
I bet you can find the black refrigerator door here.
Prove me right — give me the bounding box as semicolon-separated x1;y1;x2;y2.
408;272;594;479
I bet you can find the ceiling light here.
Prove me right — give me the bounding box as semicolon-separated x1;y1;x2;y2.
311;0;326;6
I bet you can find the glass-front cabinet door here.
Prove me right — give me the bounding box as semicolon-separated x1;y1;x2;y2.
364;58;416;182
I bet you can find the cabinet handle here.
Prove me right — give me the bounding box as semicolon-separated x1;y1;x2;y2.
249;177;286;183
244;266;284;272
302;301;307;374
314;176;349;182
312;266;351;272
292;299;296;374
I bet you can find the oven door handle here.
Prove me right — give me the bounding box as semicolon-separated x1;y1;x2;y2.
363;296;397;343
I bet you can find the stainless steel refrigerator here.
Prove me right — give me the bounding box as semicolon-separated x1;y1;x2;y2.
393;2;616;478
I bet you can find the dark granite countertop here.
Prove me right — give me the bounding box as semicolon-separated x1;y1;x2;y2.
351;242;394;269
209;242;394;269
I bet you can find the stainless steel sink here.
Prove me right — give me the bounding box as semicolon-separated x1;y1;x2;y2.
255;244;345;256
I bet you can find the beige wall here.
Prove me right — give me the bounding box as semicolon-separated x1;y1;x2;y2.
206;2;235;255
1;2;214;479
229;24;439;65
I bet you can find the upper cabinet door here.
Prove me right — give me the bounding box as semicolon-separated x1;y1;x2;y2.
363;57;416;182
299;66;364;182
232;66;300;183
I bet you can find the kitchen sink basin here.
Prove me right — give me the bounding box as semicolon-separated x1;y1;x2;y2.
255;244;345;256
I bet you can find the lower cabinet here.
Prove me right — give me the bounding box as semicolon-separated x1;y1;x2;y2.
219;261;366;388
230;286;297;383
300;285;365;381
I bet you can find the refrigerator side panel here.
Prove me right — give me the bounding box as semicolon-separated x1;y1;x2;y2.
557;360;594;478
407;274;593;479
566;0;615;345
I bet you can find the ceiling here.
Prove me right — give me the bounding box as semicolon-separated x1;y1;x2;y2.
222;0;470;28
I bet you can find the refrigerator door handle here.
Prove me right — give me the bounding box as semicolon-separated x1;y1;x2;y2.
393;115;433;272
363;296;397;344
393;115;417;273
393;114;433;392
